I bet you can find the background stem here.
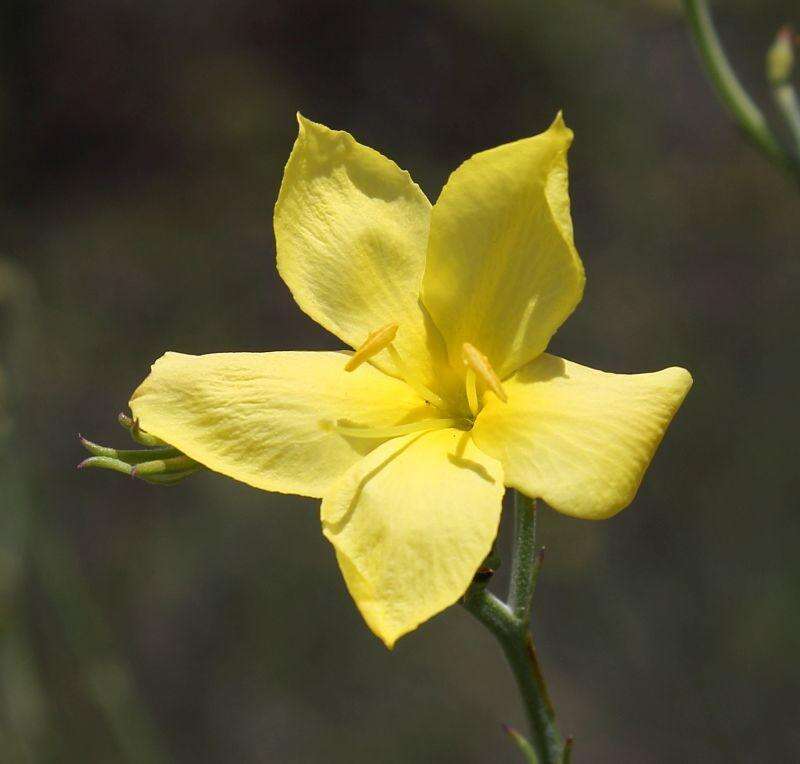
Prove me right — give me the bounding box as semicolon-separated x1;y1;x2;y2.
773;83;800;160
0;260;171;762
682;0;800;182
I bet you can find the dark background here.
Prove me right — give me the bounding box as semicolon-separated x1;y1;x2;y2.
1;1;798;761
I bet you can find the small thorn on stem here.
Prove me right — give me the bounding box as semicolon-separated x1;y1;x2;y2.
501;723;537;761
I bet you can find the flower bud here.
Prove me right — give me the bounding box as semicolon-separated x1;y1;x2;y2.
767;27;795;85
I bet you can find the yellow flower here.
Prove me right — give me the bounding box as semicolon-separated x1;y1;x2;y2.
129;114;692;648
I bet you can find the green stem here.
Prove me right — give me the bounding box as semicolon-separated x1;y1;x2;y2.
681;0;800;182
773;83;800;160
508;492;539;623
463;492;565;764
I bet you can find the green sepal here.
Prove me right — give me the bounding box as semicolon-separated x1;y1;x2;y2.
77;423;201;487
79;435;179;462
131;455;198;477
117;413;169;447
137;468;201;486
77;456;134;476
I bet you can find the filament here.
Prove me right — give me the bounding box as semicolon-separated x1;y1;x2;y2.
462;342;507;403
465;367;479;417
329;417;461;439
386;345;447;409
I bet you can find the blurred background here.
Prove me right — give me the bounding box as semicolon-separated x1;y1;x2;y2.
1;0;798;761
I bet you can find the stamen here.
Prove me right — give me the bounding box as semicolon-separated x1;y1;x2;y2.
462;342;507;403
386;345;447;409
344;323;448;409
327;417;462;439
465;368;479;417
345;323;398;371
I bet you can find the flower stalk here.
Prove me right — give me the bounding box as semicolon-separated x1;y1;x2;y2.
463;492;566;764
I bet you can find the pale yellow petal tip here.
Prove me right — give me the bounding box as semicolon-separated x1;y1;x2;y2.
377;629;401;651
367;613;423;650
675;366;694;389
547;110;574;147
291;113;359;169
295;111;324;135
546;366;692;523
660;366;694;401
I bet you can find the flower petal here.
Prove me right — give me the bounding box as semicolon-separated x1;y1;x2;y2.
422;114;585;380
129;351;428;499
472;354;692;520
321;428;504;648
275;115;454;399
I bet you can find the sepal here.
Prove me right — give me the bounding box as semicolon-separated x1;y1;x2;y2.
77;416;202;486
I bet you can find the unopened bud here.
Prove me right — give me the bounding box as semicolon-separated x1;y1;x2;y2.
767;27;795;85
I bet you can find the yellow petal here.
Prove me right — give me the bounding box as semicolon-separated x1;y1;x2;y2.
422;114;585;380
274;114;455;401
129;351;428;499
472;354;692;520
321;428;504;648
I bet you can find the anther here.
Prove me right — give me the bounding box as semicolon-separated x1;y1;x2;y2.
462;343;507;404
345;323;398;371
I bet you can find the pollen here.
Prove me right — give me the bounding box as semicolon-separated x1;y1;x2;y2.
345;323;399;371
462;342;507;404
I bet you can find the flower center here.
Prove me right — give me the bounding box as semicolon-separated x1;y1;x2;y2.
328;327;505;442
330;323;459;440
